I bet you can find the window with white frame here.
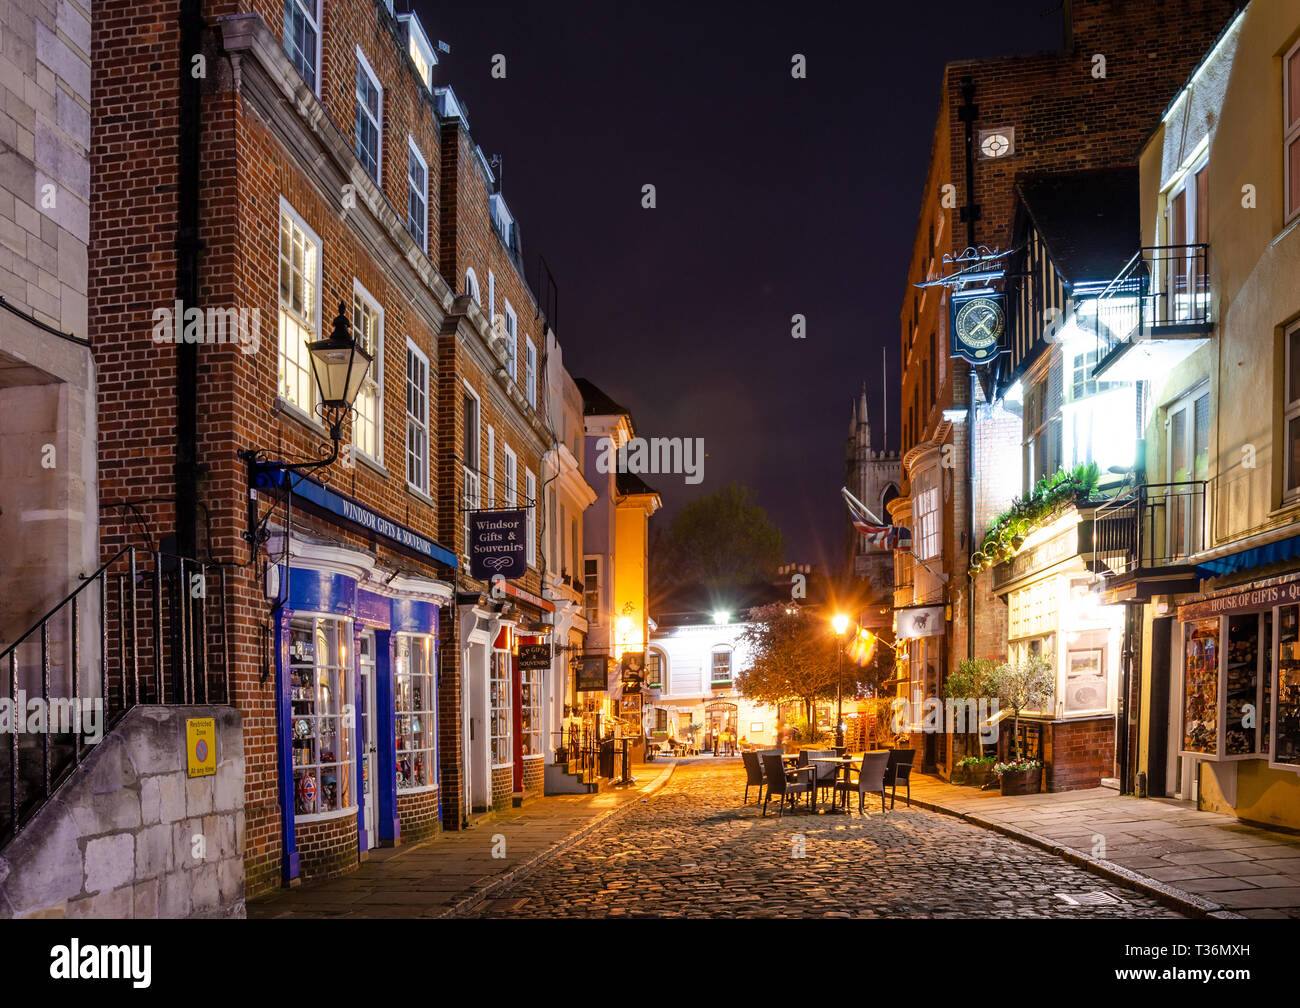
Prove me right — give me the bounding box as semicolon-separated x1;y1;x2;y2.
583;556;601;625
489;649;511;767
464;266;480;306
525;469;537;567
462;386;481;547
646;650;664;690
289;616;353;817
352;283;383;463
278;200;320;412
519;661;543;757
503;444;517;506
282;0;319;92
394;634;436;790
355;49;382;183
914;466;941;561
1286;39;1300;224
525;337;537;408
406;341;430;494
407;138;427;251
485;424;495;505
1285;320;1300;499
503;301;517;379
711;646;733;684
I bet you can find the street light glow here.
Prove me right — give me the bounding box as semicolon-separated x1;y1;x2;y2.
713;610;729;625
832;612;849;636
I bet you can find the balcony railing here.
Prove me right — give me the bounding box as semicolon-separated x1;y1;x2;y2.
1085;244;1211;363
1093;481;1207;578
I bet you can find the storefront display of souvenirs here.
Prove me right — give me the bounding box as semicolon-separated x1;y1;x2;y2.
1278;606;1300;765
1183;619;1218;754
1224;614;1259;755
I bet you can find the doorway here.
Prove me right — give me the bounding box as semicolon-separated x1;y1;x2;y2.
358;630;379;850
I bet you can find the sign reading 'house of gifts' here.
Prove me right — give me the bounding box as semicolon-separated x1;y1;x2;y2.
469;509;527;580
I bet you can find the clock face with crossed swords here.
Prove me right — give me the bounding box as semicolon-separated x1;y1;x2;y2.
954;296;1005;359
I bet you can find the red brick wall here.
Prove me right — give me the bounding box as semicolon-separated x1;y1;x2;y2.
1044;716;1116;792
491;765;512;811
396;788;440;844
296;814;359;883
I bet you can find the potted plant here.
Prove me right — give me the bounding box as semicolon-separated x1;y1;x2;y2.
988;656;1055;795
995;757;1044;795
957;755;996;787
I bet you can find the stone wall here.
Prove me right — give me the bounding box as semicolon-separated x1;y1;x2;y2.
0;705;244;918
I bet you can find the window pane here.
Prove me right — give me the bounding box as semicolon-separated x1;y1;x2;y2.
1289;137;1300;221
1289;415;1300;492
1289;47;1300;131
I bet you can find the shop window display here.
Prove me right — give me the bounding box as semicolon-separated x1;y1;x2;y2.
1277;605;1300;765
490;649;512;766
520;664;543;757
394;633;436;789
290;618;353;815
1225;614;1260;755
1183;618;1218;754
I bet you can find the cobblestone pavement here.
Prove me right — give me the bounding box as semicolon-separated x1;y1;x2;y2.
468;760;1188;918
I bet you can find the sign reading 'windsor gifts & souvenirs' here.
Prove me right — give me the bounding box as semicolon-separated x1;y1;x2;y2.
468;509;528;580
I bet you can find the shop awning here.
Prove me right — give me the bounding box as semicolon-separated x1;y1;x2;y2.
1196;534;1300;579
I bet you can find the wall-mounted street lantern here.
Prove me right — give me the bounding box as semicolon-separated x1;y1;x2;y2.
238;302;373;559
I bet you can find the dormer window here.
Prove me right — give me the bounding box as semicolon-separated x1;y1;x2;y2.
399;13;437;90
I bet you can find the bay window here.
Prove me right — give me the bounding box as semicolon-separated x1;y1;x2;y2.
394;634;436;790
490;650;511;767
289;617;353;817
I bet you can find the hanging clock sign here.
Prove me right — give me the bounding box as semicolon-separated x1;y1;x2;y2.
950;290;1007;365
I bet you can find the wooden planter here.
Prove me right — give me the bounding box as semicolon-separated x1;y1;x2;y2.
998;766;1043;796
964;764;993;787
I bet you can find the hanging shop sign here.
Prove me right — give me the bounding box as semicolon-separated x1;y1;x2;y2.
517;643;552;670
894;605;945;639
950;290;1007;365
263;470;457;567
468;509;527;580
576;656;612;692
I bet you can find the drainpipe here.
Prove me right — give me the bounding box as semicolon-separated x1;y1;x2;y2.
958;76;979;661
176;0;204;561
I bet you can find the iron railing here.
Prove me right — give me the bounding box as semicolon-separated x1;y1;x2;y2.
1;546;231;841
1093;481;1208;577
1085;244;1211;364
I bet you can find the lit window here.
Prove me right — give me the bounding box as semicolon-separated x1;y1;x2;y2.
711;647;732;683
289;617;353;817
520;661;543;757
914;467;941;561
646;651;663;689
583;556;601;625
1286;39;1300;224
490;649;512;767
283;0;319;92
406;341;429;494
407;138;427;251
525;469;537;567
352;283;383;463
355;49;382;182
278;201;320;412
978;127;1014;159
394;634;436;790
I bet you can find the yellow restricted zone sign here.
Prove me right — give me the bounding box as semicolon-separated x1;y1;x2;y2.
186;717;216;778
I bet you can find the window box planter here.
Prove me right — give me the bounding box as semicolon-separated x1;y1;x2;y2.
996;760;1043;796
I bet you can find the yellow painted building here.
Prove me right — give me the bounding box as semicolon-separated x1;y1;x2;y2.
1098;2;1300;828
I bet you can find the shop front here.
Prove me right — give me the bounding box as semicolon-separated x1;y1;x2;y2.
1174;571;1300;830
993;509;1124;791
270;536;453;886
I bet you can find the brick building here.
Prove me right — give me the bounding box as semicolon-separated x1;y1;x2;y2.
891;0;1242;784
90;0;560;898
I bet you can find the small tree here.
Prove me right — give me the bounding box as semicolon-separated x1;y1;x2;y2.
990;657;1055;760
944;657;999;757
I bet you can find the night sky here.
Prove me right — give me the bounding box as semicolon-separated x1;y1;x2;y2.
412;0;1061;564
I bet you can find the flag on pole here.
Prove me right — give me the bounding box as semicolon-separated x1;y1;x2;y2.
842;487;912;553
847;627;878;666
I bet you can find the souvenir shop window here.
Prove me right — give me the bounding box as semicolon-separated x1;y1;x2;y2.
289;617;353;817
520;664;543;757
1275;605;1300;767
394;634;436;790
1224;613;1266;756
490;649;512;766
1183;618;1219;755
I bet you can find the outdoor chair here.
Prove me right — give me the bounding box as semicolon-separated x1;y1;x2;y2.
836;750;890;814
811;750;839;803
761;754;810;818
884;748;915;809
741;750;766;804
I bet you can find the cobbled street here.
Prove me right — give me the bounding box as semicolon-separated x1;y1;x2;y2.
470;760;1188;918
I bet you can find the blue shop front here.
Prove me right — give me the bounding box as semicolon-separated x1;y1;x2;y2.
257;473;457;886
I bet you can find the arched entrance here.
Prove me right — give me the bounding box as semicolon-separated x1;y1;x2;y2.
704;700;739;756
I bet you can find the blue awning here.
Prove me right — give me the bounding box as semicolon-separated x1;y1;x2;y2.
1196;534;1300;579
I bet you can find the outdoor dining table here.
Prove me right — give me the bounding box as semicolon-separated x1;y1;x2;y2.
810;756;859;814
